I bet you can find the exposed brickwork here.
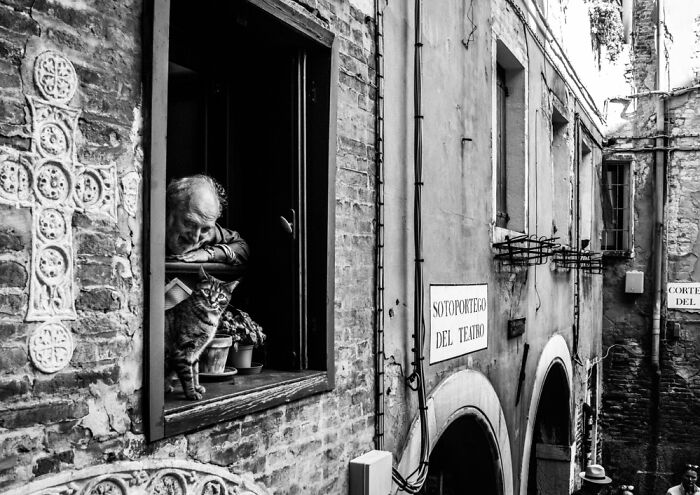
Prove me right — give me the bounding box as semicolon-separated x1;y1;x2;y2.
601;1;700;493
0;0;376;493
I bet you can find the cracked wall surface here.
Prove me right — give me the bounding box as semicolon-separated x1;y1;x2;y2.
0;0;377;493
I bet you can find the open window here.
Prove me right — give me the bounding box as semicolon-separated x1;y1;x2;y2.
494;40;526;234
145;0;337;441
601;160;632;255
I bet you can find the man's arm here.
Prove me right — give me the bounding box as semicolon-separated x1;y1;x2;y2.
168;224;249;265
204;224;250;265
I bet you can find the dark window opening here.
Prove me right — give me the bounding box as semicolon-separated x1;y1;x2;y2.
601;161;631;254
495;41;526;233
496;64;508;228
146;0;337;441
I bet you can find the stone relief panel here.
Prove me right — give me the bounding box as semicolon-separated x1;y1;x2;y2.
3;460;270;495
0;50;121;371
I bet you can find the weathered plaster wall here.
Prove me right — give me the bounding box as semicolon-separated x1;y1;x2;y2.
0;0;378;493
382;0;604;493
601;0;700;493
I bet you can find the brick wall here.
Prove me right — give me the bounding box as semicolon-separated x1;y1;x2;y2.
0;0;377;493
601;0;700;492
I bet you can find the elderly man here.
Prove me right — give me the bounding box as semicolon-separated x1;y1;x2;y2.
667;465;700;495
165;174;249;266
572;464;613;495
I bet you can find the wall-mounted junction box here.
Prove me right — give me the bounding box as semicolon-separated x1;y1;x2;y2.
625;270;644;294
350;450;392;495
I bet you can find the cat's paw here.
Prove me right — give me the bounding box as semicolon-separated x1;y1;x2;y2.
165;384;174;394
186;391;203;400
195;384;206;394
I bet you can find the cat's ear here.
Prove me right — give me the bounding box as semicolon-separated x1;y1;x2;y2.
224;280;240;293
199;265;210;281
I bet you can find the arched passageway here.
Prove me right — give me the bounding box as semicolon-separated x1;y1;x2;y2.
420;412;503;495
527;362;571;495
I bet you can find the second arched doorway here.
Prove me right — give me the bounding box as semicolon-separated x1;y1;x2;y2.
526;361;571;495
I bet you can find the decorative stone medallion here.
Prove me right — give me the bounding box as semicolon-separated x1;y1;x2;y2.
34;50;78;104
88;479;127;495
27;321;74;373
0;150;33;205
199;479;227;495
150;473;186;495
37;208;67;242
76;170;103;207
35;161;72;203
36;246;69;285
38;122;69;157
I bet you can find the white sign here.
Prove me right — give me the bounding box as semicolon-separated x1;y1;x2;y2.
668;282;700;310
430;284;488;364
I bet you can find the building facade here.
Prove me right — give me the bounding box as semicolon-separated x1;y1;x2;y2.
600;0;700;493
381;1;606;494
0;0;609;494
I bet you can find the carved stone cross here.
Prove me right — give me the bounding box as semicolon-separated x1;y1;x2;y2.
0;51;117;373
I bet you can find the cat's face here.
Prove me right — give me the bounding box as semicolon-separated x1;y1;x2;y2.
195;267;239;312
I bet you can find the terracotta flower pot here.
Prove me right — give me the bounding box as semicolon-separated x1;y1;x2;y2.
200;334;233;374
227;344;254;369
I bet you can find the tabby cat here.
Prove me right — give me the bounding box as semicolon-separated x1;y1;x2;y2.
164;266;239;400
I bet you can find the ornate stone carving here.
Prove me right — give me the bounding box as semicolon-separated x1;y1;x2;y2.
3;460;270;495
37;208;67;241
27;321;74;373
150;472;187;495
35;161;72;204
120;170;140;217
34;50;78;104
28;207;75;322
75;164;118;221
38;122;69;157
0;148;34;206
0;51;119;329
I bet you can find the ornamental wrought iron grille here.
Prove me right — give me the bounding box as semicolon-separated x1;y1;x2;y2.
553;247;603;274
0;50;118;373
493;234;559;266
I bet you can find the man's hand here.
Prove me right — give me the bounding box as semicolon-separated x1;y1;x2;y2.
169;248;211;263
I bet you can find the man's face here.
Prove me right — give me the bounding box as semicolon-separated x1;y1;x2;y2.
682;470;697;491
166;189;218;255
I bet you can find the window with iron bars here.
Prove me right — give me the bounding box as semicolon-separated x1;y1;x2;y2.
601;160;632;254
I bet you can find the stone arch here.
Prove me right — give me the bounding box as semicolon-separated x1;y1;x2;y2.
520;334;574;495
397;369;514;495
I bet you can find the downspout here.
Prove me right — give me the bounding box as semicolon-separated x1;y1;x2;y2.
651;0;665;375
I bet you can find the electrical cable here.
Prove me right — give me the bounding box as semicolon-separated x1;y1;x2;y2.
391;0;430;492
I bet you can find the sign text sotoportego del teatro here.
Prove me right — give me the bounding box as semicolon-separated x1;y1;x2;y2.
430;284;488;364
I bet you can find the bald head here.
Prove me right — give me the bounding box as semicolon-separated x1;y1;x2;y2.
165;175;228;255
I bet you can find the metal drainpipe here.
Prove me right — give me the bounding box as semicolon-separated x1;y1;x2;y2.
651;0;665;375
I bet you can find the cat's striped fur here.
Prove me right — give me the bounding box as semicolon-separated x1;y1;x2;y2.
164;266;238;400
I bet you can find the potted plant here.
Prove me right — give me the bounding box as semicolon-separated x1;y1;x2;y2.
199;334;233;374
218;308;266;369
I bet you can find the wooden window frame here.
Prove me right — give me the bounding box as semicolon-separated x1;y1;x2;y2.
143;0;338;442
